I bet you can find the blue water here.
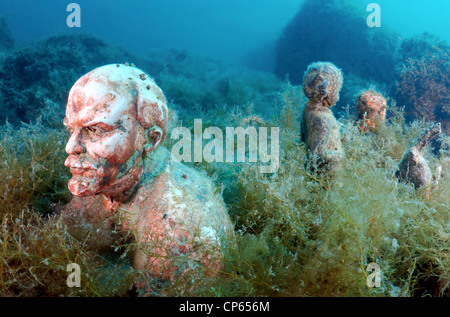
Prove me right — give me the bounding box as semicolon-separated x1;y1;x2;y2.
0;0;449;63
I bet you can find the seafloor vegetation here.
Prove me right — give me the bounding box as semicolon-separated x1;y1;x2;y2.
0;0;449;296
0;84;448;297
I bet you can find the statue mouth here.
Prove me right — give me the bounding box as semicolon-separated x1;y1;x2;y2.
66;161;99;196
65;152;119;197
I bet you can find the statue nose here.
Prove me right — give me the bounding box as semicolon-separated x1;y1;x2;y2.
66;129;85;155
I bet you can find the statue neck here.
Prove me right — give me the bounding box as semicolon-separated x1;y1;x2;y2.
101;147;170;210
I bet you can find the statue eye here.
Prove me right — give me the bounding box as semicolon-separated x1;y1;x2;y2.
86;125;108;136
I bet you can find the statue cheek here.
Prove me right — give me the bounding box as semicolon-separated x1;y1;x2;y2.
87;134;124;161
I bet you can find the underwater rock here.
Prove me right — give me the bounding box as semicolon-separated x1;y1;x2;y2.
393;33;450;135
0;34;135;125
0;36;281;126
300;62;344;172
356;90;387;133
275;0;399;113
396;123;442;189
61;64;234;281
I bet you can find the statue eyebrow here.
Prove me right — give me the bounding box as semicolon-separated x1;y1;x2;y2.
64;119;122;133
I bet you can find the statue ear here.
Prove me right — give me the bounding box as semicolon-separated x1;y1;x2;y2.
143;126;163;155
134;79;168;147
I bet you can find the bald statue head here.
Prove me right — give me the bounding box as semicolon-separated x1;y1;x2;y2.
64;64;168;200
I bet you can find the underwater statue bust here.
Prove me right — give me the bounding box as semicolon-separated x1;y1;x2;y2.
300;62;344;173
356;90;387;133
62;64;234;280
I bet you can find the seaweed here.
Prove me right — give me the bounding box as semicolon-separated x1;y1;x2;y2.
164;85;449;297
393;33;450;135
0;111;71;217
0;47;448;297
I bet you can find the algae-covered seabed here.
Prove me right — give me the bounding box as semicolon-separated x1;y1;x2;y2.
0;78;448;297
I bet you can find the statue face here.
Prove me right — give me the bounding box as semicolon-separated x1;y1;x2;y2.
64;79;146;197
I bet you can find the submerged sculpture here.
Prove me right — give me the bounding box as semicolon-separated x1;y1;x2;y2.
62;64;234;280
356;90;387;133
300;62;344;173
396;123;442;189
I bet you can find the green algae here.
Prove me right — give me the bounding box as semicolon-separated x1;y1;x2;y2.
0;80;448;297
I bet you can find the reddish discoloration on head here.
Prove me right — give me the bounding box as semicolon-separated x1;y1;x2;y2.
356;91;387;132
64;64;168;204
62;65;234;286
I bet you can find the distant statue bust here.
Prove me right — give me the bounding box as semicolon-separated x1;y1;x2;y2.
356;90;387;133
62;64;234;280
300;62;344;173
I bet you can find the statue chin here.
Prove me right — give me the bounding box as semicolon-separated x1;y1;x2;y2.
68;176;101;197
